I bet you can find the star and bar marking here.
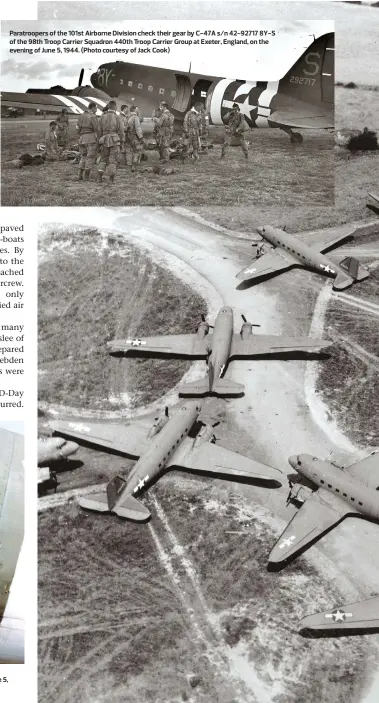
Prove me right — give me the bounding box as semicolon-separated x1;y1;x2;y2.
133;475;150;493
325;609;353;622
279;535;296;549
126;339;147;347
68;423;91;433
320;263;335;274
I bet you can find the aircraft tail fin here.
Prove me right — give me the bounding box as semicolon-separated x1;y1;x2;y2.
334;257;369;289
113;495;151;522
106;474;127;510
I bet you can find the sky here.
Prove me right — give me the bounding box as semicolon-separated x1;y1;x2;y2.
1;19;333;91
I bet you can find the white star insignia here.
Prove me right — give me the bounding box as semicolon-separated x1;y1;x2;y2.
279;535;296;549
126;339;147;347
245;267;257;274
68;423;90;433
133;474;150;493
325;609;353;622
320;263;335;274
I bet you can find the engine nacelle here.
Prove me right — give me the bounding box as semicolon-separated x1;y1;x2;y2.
288;483;313;507
148;414;170;438
241;322;253;339
197;321;210;339
193;423;216;448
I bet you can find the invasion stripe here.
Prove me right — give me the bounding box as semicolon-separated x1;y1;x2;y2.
52;94;84;114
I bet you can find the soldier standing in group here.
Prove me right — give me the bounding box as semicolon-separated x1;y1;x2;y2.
97;100;124;184
125;106;144;172
76;101;99;181
44;121;59;160
56;108;69;148
155;102;174;164
152;101;165;143
182;103;202;162
221;102;249;160
119;104;130;166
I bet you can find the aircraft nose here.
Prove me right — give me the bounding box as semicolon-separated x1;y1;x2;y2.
257;226;264;235
288;455;300;469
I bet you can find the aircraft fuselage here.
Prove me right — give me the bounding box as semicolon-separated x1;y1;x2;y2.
259;226;343;280
290;454;379;521
112;402;201;511
207;306;234;388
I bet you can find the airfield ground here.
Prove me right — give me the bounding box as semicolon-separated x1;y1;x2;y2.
38;220;379;703
1;118;333;208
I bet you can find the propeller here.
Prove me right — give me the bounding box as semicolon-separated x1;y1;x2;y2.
286;476;294;506
241;314;260;327
165;406;169;417
78;68;84;87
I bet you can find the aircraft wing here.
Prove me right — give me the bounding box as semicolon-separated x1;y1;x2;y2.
50;418;152;459
1;91;106;115
368;192;379;205
230;334;331;357
307;224;356;253
299;596;379;635
236;249;297;282
345;452;379;490
268;488;358;569
107;334;209;357
169;438;282;485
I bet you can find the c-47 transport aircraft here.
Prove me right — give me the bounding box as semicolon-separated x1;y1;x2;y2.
2;33;334;142
50;401;282;522
236;224;370;290
107;306;331;397
299;596;379;637
268;451;379;571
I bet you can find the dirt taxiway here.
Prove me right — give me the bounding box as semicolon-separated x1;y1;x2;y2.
38;207;379;703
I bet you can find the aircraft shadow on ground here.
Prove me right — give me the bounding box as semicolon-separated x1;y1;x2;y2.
46;458;84;473
366;203;379;216
169;466;282;489
299;625;379;638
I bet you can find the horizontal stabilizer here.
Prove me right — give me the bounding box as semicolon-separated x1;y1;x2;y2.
333;271;354;291
79;491;110;513
212;378;245;397
113;495;151;522
178;377;210;397
334;257;370;289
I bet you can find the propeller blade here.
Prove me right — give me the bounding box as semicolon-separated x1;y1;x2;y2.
201;314;206;322
165;407;169;417
78;68;84;86
212;420;220;428
241;314;247;323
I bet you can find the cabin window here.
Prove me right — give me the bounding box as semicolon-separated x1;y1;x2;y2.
343;493;347;497
320;479;324;483
159;88;165;95
128;80;133;87
120;79;124;85
336;488;339;492
171;90;176;97
328;484;332;488
138;83;143;89
351;497;355;502
148;85;153;92
358;501;363;506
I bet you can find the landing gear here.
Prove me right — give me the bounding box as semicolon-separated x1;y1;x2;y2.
279;125;304;144
290;132;303;144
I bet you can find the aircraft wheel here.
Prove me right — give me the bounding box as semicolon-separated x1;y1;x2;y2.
290;132;303;144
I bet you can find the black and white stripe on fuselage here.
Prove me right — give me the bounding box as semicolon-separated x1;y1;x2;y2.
52;94;108;115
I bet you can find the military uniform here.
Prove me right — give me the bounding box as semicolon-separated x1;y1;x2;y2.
198;109;208;140
156;109;174;163
152;106;163;142
125;112;144;171
76;110;99;179
44;128;59;160
119;110;130;165
182;108;201;161
222;109;248;159
97;110;124;181
56;113;69;147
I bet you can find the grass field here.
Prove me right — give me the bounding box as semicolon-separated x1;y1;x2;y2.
1;118;334;207
193;86;379;233
38;226;207;411
38;478;366;703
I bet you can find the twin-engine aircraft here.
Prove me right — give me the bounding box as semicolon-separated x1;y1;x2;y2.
299;596;379;637
2;32;334;142
107;305;331;397
37;436;79;489
50;401;282;521
236;224;370;290
268;451;379;571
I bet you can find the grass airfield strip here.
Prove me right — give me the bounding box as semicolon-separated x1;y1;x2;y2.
1;121;333;207
38;223;379;702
